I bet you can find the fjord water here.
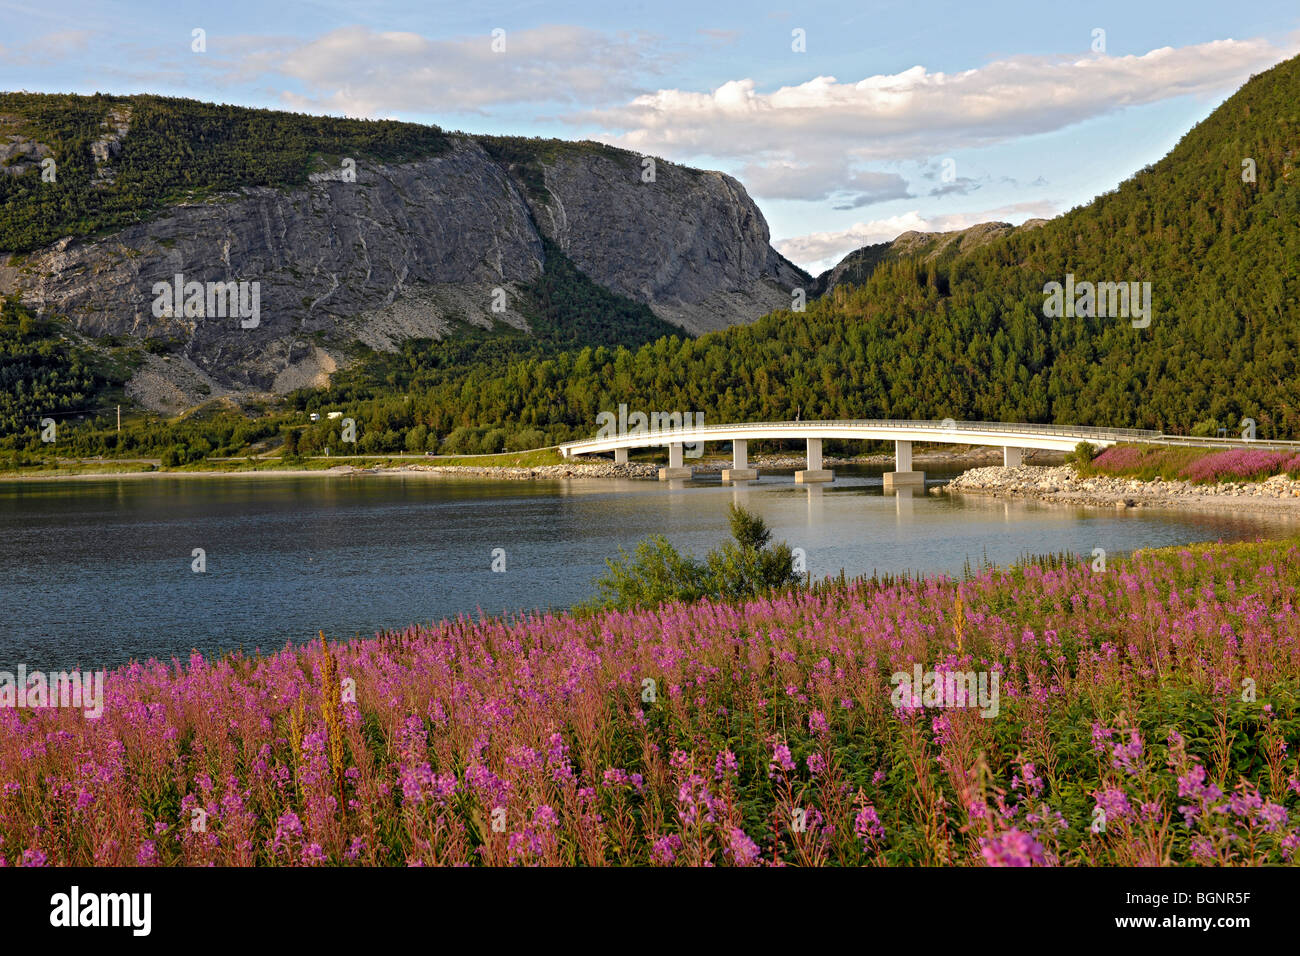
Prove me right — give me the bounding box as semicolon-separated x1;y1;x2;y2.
1;467;1294;670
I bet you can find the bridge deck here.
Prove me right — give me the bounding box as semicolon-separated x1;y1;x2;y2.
560;419;1300;457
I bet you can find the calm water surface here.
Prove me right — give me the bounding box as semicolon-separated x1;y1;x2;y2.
1;466;1295;669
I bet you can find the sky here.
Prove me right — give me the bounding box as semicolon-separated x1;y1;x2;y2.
1;1;1297;275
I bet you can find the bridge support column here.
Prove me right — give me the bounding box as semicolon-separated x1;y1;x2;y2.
613;447;628;464
722;439;757;482
884;439;925;489
796;437;833;483
1003;446;1023;467
659;442;693;480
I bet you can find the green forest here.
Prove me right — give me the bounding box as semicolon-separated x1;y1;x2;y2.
0;296;122;435
280;52;1300;452
0;93;453;252
356;52;1295;444
0;53;1297;463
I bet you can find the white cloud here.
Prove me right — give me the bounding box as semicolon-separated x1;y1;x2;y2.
775;201;1058;274
587;38;1296;157
231;24;671;117
579;35;1298;202
737;158;910;205
0;29;91;67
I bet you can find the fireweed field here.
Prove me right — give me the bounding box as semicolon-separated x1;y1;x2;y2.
1082;444;1300;483
3;538;1300;867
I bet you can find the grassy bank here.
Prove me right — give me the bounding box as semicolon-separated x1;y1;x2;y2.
0;448;572;478
3;536;1299;866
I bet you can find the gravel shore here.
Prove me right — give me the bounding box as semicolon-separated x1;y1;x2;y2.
940;463;1300;514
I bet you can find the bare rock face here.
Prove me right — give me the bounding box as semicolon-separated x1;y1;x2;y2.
0;132;52;177
1;139;545;393
0;133;806;404
89;107;131;185
525;150;807;334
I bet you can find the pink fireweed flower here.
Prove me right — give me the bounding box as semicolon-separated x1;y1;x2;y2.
676;775;717;828
268;811;304;857
713;750;738;782
725;827;762;867
1091;722;1114;754
854;804;885;846
1110;730;1144;777
602;768;631;788
546;733;575;785
650;834;683;865
980;828;1046;867
302;843;328;866
768;742;795;778
1012;762;1044;799
1094;788;1133;821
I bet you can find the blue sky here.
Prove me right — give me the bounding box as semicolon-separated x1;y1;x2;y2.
2;0;1297;273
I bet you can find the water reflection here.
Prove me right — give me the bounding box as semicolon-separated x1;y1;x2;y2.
0;466;1295;669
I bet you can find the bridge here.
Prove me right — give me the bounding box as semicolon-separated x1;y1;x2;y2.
558;419;1300;487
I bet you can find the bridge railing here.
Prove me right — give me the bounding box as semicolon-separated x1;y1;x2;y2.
561;418;1162;448
1142;434;1300;451
560;418;1300;455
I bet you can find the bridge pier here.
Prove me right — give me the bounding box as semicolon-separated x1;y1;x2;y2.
722;439;758;481
658;442;694;480
613;447;628;464
1003;446;1023;467
883;439;925;489
796;437;833;483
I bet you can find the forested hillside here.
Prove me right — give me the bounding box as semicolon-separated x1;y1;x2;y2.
3;55;1296;460
266;53;1299;449
0;93;453;252
374;53;1300;443
0;296;125;435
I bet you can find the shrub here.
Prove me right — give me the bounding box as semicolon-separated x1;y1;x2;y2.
591;505;801;610
1067;441;1096;465
506;428;547;452
440;426;481;456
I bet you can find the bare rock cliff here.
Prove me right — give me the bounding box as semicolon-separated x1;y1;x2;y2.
0;132;805;401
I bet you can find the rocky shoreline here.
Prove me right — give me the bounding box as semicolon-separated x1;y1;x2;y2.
940;463;1300;514
1;446;1057;483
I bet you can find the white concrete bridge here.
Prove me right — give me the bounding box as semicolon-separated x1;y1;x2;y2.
558;419;1297;487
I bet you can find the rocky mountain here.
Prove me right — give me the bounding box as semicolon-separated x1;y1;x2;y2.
0;95;806;407
812;219;1048;296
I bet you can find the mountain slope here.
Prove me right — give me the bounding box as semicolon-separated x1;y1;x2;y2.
0;94;806;402
811;219;1048;296
334;52;1300;443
